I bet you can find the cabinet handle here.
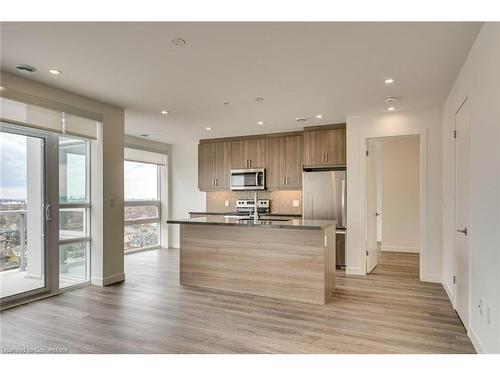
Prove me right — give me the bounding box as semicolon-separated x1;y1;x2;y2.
215;178;218;187
326;153;329;162
286;177;289;185
282;177;285;185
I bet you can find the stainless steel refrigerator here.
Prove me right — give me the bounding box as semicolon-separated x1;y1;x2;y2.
303;168;347;268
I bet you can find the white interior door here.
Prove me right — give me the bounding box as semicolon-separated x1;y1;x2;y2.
454;97;470;329
366;140;378;273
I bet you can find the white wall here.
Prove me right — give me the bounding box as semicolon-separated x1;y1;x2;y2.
442;23;500;354
168;142;206;248
346;107;442;282
380;137;420;252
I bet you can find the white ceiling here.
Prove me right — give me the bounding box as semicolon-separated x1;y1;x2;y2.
1;22;481;144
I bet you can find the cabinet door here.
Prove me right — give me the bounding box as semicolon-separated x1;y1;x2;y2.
245;139;266;168
231;139;266;169
324;127;346;165
213;142;230;189
304;130;324;165
198;143;215;189
265;137;285;189
230;140;246;169
284;135;303;188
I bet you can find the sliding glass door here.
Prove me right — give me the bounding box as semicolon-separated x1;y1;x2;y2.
1;124;92;306
0;126;49;301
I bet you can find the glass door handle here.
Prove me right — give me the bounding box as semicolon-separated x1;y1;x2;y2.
45;204;52;222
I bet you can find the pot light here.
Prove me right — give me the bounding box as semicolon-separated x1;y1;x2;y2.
161;110;169;115
49;69;62;75
205;127;212;131
257;121;264;125
315;114;323;119
385;78;395;84
387;107;395;111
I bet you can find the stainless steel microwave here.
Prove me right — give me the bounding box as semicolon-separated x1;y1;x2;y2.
230;168;266;190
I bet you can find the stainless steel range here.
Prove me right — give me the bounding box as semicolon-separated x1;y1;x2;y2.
235;199;270;216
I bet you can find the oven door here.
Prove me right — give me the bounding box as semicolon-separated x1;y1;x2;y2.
230;169;265;190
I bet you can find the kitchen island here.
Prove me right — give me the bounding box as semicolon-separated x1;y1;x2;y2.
167;216;336;305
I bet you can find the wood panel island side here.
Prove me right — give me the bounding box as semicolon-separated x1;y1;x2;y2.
167;217;337;305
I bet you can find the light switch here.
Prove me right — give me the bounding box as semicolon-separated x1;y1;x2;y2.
224;200;229;207
292;200;300;207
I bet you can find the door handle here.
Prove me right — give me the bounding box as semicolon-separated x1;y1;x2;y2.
45;204;52;222
457;227;468;236
375;212;381;216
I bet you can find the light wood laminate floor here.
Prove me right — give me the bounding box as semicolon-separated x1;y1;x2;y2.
0;249;475;353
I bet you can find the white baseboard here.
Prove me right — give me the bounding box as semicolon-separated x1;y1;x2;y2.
91;272;125;287
442;280;454;305
381;245;420;253
345;266;365;276
469;327;485;354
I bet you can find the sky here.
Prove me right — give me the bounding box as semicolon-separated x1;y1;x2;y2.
0;132;27;200
124;160;158;200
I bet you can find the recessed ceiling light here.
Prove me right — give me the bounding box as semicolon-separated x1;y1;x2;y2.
257;121;264;125
205;127;212;131
254;97;264;102
15;64;37;74
171;37;186;46
315;114;323;119
49;69;62;75
387;107;395;111
161;110;169;115
385;78;395;84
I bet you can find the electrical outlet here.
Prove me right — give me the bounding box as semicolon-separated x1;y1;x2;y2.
479;299;484;314
292;200;300;207
224;200;229;207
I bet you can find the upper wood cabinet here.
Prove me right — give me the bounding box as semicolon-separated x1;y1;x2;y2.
303;126;346;166
230;139;266;169
198;141;230;190
265;135;303;190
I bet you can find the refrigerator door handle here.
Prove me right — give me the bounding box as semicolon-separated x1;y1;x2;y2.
341;178;346;228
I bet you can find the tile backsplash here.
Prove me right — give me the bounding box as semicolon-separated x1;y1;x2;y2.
206;190;302;215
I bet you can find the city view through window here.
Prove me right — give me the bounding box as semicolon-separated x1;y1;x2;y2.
124;160;161;251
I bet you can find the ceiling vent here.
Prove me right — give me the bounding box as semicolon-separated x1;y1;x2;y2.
15;64;37;74
384;96;398;104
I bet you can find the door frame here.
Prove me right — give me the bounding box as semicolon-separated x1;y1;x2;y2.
360;130;428;281
452;95;471;331
0;122;59;306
